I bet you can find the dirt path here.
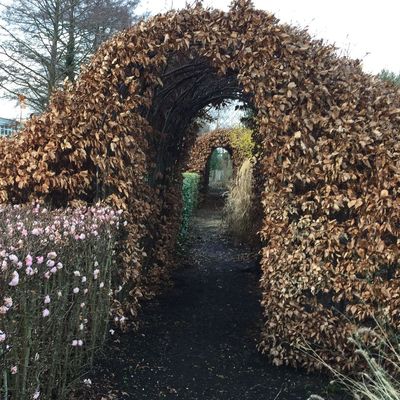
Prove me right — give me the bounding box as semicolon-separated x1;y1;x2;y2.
84;197;336;400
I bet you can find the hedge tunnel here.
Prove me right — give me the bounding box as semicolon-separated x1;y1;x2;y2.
1;0;400;370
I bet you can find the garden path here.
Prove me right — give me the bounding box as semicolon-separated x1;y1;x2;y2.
82;194;336;400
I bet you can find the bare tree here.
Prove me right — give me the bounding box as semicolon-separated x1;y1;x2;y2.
0;0;142;111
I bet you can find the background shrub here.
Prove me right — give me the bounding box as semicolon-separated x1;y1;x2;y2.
178;172;200;245
0;204;121;400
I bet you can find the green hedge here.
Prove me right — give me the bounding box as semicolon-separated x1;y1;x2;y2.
178;172;200;244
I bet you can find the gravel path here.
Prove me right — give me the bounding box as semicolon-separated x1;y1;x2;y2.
81;197;338;400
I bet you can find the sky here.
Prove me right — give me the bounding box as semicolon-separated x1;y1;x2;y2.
1;0;400;119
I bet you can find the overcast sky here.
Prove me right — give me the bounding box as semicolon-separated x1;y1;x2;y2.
1;0;399;119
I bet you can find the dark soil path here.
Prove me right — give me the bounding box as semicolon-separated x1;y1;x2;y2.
84;195;337;400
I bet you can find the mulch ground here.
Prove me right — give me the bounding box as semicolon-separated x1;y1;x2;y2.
76;195;343;400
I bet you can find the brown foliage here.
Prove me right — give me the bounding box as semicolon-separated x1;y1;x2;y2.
0;0;400;370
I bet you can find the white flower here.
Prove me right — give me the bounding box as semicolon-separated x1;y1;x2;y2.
8;271;19;286
56;262;63;270
44;295;50;304
83;378;92;386
80;303;85;308
93;271;100;280
109;329;115;335
57;291;62;298
81;276;87;283
26;266;34;276
0;330;6;342
73;287;79;294
33;389;40;399
73;271;80;277
46;260;55;268
4;297;12;308
71;340;78;347
79;323;84;331
99;282;104;288
78;340;83;346
42;308;50;317
83;288;88;294
47;251;57;260
8;254;18;264
50;267;57;274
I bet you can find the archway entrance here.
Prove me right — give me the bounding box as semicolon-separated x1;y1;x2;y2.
207;147;233;191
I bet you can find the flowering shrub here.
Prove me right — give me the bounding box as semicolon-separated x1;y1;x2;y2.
0;204;121;399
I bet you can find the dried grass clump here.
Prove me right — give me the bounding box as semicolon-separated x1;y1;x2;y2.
0;0;398;372
223;159;255;241
306;322;400;400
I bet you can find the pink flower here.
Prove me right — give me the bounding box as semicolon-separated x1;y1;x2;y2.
8;271;19;286
0;306;8;315
42;308;50;317
50;267;57;274
56;262;63;270
44;271;51;279
79;233;86;240
44;295;50;304
46;260;55;268
31;228;41;235
11;366;18;374
21;229;28;237
71;340;78;346
36;256;44;264
0;330;6;342
25;255;33;267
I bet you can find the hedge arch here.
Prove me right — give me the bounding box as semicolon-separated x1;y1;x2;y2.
1;0;400;370
186;128;245;191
